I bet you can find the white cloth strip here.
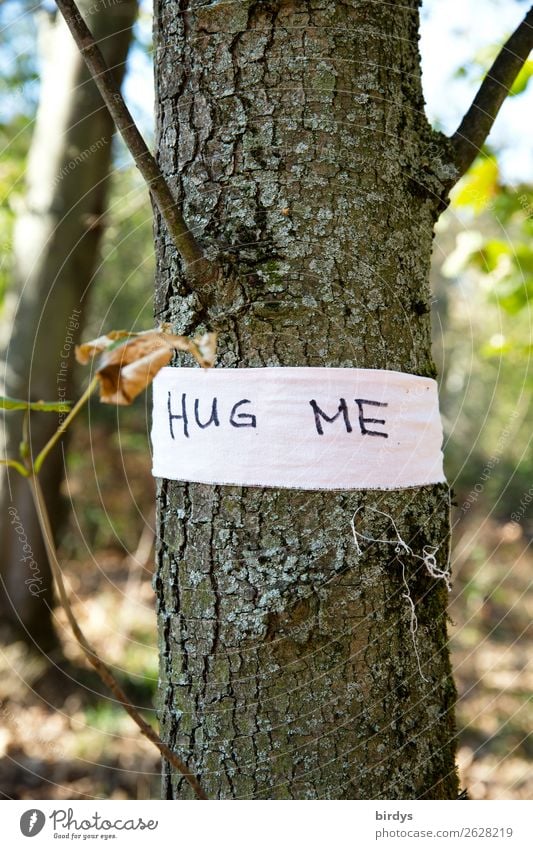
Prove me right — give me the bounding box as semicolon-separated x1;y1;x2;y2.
151;367;446;490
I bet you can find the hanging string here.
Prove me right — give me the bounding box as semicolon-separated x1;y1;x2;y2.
350;500;452;683
400;560;428;682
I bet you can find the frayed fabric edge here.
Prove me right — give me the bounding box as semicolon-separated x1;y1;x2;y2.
151;472;447;491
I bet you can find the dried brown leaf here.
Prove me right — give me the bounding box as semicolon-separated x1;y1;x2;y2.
194;332;218;368
98;346;173;405
75;328;217;405
74;331;131;364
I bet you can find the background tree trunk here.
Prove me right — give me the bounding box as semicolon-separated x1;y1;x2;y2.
0;0;138;650
154;0;459;799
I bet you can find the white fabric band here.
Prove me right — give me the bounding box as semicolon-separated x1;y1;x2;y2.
151;367;446;490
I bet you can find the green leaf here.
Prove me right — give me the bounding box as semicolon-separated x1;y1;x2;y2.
510;60;533;96
451;155;499;213
469;239;511;274
0;396;71;412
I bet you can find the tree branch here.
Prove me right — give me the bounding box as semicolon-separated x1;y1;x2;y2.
55;0;215;280
29;473;208;800
33;376;99;474
450;6;533;182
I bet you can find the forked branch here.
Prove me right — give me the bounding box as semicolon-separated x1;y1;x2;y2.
451;6;533;181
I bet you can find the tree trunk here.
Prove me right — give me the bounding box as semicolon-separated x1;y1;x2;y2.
153;0;459;799
0;0;138;650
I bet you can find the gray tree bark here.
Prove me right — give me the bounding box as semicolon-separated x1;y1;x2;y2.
153;0;459;799
0;0;138;650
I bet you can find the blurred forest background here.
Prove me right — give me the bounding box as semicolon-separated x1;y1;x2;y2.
0;0;531;800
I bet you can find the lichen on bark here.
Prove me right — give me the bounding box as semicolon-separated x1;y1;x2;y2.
153;0;459;799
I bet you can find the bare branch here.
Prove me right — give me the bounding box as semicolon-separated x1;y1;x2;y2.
450;6;533;181
55;0;215;280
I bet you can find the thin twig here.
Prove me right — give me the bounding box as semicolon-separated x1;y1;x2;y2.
33;376;100;474
54;0;215;281
0;458;29;477
29;474;208;800
450;6;533;181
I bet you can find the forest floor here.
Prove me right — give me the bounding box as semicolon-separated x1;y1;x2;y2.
449;516;532;800
0;421;530;799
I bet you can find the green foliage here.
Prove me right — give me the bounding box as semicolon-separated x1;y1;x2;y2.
0;2;40;301
478;240;533;315
509;59;533;96
0;115;33;303
0;1;39;119
452;154;499;213
450;156;533;326
437;149;533;517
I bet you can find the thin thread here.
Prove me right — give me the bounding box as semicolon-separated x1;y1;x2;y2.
401;560;428;683
351;501;452;683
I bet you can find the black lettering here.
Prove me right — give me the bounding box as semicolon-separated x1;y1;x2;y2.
167;391;189;438
310;398;352;435
354;398;388;438
194;397;220;429
230;399;256;428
